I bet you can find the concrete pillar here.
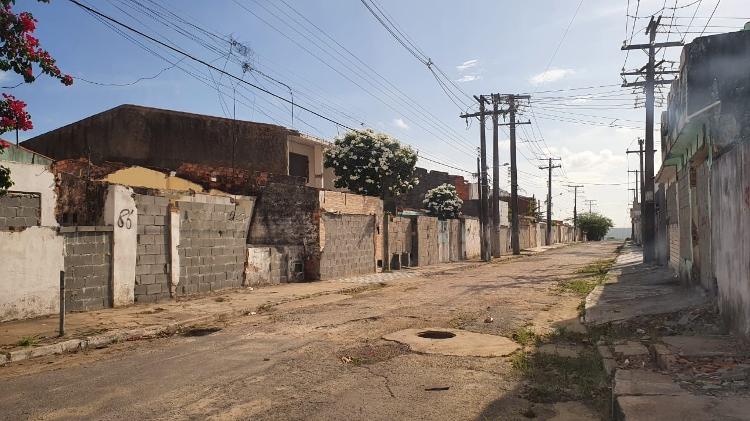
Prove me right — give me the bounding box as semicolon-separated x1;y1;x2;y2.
168;206;181;296
313;144;325;188
104;185;137;307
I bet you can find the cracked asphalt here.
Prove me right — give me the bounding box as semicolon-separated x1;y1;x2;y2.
0;241;618;421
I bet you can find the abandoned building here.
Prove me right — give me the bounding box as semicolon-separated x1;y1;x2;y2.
656;28;750;338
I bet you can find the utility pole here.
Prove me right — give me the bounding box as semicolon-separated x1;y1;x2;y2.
491;96;501;257
498;95;530;255
462;94;530;257
476;154;484;244
565;184;583;241
539;158;561;245
622;16;681;263
478;96;490;261
584;199;597;214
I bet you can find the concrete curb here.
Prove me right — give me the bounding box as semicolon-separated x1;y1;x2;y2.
0;244;566;366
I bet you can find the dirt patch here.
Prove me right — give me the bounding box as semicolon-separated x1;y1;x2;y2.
337;341;410;366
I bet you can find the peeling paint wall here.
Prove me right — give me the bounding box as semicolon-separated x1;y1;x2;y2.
462;217;481;259
711;140;750;338
3;161;57;227
0;227;64;321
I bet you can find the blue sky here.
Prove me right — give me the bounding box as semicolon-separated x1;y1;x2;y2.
7;0;748;226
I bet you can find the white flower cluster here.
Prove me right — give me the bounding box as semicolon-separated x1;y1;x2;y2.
423;183;463;220
324;129;418;197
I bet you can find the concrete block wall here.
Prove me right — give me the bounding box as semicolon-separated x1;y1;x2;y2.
133;194;170;303
463;217;482;259
62;229;113;311
319;190;383;263
0;192;41;230
319;213;376;280
246;245;305;286
449;219;461;262
415;216;439;267
386;216;413;267
177;201;249;295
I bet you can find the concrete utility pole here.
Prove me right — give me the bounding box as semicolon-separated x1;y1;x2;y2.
476;154;484;244
621;16;681;263
565;184;583;241
491;96;501;258
478;96;490;261
462;94;530;257
539;158;561;245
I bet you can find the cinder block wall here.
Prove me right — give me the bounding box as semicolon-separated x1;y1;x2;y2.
0;192;40;230
63;229;112;311
133;194;170;303
387;216;413;262
319;213;375;279
177;201;250;294
415;216;439;266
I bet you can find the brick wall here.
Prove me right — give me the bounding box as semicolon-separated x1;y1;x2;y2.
0;192;40;230
134;194;170;303
319;213;376;279
62;229;112;311
396;167;470;210
177;201;250;294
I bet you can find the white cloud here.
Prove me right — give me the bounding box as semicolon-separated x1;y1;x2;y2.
456;59;479;71
455;59;483;83
393;118;409;130
529;68;575;85
456;75;481;83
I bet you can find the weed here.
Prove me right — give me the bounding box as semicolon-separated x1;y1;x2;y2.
512;326;538;346
256;303;276;313
575;258;615;276
510;351;530;371
560;278;599;296
16;336;37;347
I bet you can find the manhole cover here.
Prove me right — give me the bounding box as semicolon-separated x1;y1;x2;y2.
417;330;456;339
183;326;222;337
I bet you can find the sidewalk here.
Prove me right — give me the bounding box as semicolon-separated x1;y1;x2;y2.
584;244;750;420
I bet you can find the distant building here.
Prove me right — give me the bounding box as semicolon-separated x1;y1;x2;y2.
22;104;335;190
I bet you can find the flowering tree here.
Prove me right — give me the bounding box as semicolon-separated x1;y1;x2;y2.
324;129;418;201
0;0;72;194
423;183;463;220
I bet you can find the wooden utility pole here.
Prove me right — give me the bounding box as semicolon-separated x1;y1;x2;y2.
565;184;583;241
622;16;681;262
540;158;561;245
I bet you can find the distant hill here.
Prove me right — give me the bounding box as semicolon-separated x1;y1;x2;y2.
606;227;631;240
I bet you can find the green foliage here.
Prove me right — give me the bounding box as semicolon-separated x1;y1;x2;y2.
324;129;418;198
16;335;36;347
511;325;538;346
423;183;463;219
0;145;11;195
577;212;614;241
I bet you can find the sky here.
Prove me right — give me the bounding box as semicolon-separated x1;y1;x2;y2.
7;0;749;227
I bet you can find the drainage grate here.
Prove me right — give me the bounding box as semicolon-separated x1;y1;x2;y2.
417;330;456;340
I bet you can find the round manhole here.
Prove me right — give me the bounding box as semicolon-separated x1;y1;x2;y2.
183;326;222;337
417;330;456;340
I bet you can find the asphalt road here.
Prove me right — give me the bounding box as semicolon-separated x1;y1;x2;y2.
0;241;618;421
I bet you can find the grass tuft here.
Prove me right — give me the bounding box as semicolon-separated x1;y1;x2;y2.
512;326;538;346
16;336;37;347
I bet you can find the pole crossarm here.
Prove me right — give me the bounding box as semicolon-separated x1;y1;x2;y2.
621;41;683;50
